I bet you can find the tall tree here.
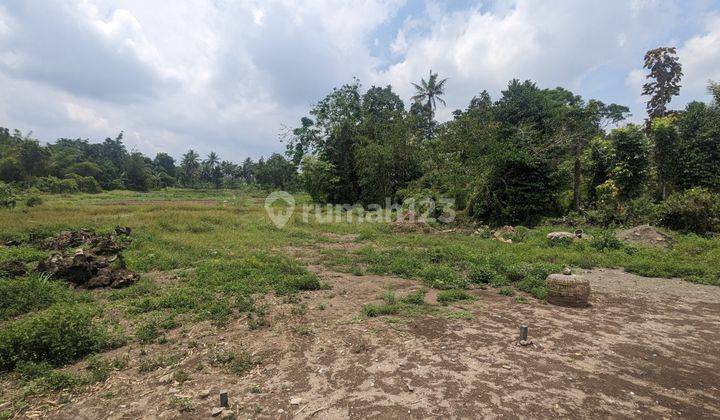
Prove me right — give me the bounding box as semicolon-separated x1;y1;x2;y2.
411;70;448;139
179;149;200;187
642;47;683;121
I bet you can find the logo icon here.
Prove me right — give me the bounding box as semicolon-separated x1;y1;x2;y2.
264;191;295;228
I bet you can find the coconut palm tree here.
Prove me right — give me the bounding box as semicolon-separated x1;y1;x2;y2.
411;70;448;139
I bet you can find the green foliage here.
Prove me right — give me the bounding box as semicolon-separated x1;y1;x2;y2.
24;195;43;207
610;125;652;200
0;304;107;371
400;289;427;305
0;181;16;208
590;231;624;250
362;303;399;317
300;156;338;203
660;188;720;234
0;275;80;321
436;289;475;304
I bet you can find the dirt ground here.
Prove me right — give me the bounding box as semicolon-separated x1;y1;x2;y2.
30;261;720;419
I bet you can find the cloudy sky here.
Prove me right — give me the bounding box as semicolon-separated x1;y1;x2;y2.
1;0;719;162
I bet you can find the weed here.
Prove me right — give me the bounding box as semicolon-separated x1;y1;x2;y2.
400;289;426;305
362;303;399;317
437;289;475;304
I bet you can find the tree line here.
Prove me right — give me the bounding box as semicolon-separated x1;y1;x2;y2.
0;130;300;193
1;47;718;231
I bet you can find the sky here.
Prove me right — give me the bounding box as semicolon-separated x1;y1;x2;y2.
0;0;719;162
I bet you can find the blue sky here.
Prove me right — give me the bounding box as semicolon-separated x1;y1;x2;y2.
0;0;719;162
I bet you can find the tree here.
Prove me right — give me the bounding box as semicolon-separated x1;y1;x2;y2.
179;149;200;187
642;47;683;121
610;125;652;200
125;152;151;191
411;70;448;139
154;153;176;177
301;156;338;203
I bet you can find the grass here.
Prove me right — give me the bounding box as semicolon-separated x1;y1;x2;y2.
0;188;718;416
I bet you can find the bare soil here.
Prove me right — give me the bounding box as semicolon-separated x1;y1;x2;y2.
25;262;720;419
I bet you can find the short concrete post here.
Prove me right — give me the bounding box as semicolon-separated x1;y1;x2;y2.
519;325;528;342
219;390;229;408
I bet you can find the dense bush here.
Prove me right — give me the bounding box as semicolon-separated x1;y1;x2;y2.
660;188;720;234
66;174;102;193
0;304;108;370
24;195;43;207
33;176;79;193
0;181;16;208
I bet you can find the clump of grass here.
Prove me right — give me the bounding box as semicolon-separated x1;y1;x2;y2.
400;289;426;305
209;347;260;375
498;286;514;296
362;303;399;317
437;289;475;304
418;264;468;289
590;231;624;251
169;396;195;412
444;310;473;320
0;303;108;371
137;354;178;373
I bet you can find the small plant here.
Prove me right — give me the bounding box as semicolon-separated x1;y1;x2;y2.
468;265;499;284
24;196;43;207
316;303;326;310
400;289;426;305
169;396;195;412
135;321;161;344
498;286;514;296
381;291;397;305
514;296;528;304
437;289;475;304
362;303;399;317
173;369;190;383
590;231;623;251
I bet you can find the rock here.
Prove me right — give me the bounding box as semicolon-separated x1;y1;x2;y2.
35;228;137;289
115;226;132;236
3;239;20;247
198;389;211;399
616;225;672;248
547;231;577;241
211;407;224;417
0;260;27;278
563;267;572;275
159;373;174;384
220;410;235;419
290;397;302;405
546;273;591;307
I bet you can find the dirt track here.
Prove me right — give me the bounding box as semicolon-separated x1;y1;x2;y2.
45;267;720;419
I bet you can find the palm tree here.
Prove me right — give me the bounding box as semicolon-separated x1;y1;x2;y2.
411;70;448;139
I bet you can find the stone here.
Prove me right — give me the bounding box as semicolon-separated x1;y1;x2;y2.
0;260;27;278
563;267;572;275
546;273;591;307
211;407;224;417
199;389;211;399
159;373;173;384
547;231;576;241
290;397;302;405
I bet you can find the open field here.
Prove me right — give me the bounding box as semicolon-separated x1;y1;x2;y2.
1;190;719;419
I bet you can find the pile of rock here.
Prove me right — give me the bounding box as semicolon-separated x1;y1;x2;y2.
36;227;138;289
546;229;591;243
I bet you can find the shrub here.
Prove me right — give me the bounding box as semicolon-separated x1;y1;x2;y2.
33;176;79;194
660;188;720;234
0;304;107;371
400;289;426;305
436;289;475;304
418;264;467;289
590;231;624;250
0;181;16;209
0;275;78;321
66;174;102;193
362;303;399;317
24;195;43;207
468;264;499;284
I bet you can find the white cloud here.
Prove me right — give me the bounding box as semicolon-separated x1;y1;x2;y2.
0;0;717;162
